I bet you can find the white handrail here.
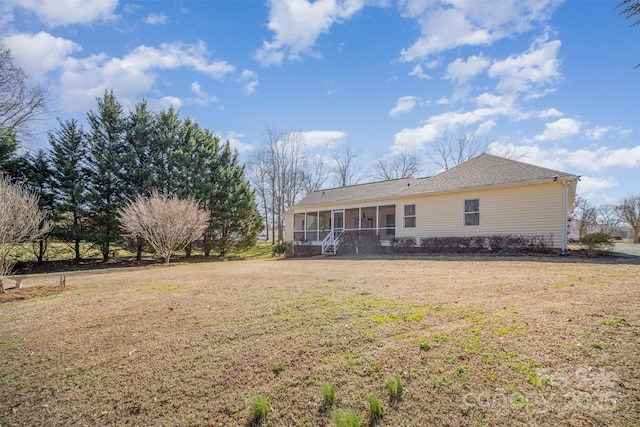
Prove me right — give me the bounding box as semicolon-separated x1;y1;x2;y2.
332;231;344;253
321;231;334;254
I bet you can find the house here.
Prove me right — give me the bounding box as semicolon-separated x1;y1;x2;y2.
567;220;635;242
284;154;579;255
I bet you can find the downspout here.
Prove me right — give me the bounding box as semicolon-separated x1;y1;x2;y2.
561;180;569;256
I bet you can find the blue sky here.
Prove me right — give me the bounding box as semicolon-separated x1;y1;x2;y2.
1;0;638;207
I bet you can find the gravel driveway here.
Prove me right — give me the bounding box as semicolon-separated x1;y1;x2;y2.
614;242;640;257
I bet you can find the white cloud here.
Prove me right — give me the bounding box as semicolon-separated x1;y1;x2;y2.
488;35;561;95
58;41;235;111
389;96;419;117
488;141;640;174
393;105;509;152
408;64;431;79
300;130;347;148
6;0;118;27
538;108;563;118
573;145;640;171
145;13;169;25
190;82;218;105
398;0;559;62
238;69;259;94
221;131;254;154
254;0;365;66
584;126;609;140
2;31;81;79
576;175;618;193
534;118;582;141
147;96;182;112
445;55;490;84
393;122;441;152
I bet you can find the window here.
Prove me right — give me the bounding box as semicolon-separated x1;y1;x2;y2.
464;199;480;226
404;204;416;228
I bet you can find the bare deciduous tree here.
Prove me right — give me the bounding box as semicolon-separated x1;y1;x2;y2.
330;146;360;187
373;149;422;180
573;196;598;241
301;155;327;194
0;45;48;135
247;127;308;243
427;130;488;170
0;174;50;292
617;0;640;67
119;192;209;263
618;194;640;243
597;204;621;234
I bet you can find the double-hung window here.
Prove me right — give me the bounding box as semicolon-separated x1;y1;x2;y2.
464;199;480;226
404;204;416;228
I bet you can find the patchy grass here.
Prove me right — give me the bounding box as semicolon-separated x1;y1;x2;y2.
320;383;337;409
333;407;361;427
601;316;626;326
0;258;638;426
247;394;270;424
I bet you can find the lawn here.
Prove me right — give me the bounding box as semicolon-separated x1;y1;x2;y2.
0;256;638;426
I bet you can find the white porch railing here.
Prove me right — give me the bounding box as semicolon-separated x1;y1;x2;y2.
321;230;343;255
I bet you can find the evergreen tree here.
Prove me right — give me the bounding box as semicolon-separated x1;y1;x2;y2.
0;126;20;178
122;102;158;261
191;128;220;256
23;150;53;264
48;118;88;263
153;107;183;196
207;142;262;257
86;90;127;261
123;101;157;198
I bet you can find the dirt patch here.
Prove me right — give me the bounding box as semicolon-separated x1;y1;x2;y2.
0;257;638;426
0;285;67;303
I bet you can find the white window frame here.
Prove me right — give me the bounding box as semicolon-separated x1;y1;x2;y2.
404;204;416;228
464;198;480;227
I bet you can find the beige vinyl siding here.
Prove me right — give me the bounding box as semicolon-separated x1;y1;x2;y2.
396;182;566;248
283;213;293;241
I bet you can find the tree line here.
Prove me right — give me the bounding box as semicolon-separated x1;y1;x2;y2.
573;196;640;243
1;90;262;264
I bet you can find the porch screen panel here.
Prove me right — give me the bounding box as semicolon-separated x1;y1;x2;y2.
378;205;396;238
345;208;360;230
306;211;318;241
361;207;376;229
294;213;305;241
319;211;331;240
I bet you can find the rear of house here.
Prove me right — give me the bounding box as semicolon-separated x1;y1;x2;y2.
284;154;579;255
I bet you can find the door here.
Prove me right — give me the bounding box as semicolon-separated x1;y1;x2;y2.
332;210;344;233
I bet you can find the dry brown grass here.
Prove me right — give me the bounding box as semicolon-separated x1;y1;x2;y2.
1;257;639;426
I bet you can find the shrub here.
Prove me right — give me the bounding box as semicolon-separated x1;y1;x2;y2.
248;394;270;424
390;236;417;253
320;383;336;408
418;234;553;254
333;407;361;427
118;192;208;264
271;241;292;257
580;232;614;256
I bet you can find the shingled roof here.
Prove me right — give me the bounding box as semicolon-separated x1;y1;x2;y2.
396;153;578;197
293;154;578;208
294;177;428;207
